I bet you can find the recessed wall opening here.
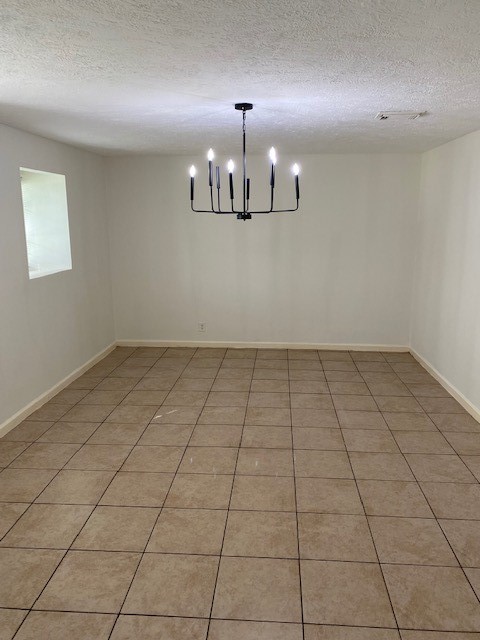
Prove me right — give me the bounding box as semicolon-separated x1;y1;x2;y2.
20;167;72;279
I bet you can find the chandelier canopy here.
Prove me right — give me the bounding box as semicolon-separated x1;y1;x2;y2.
189;103;300;221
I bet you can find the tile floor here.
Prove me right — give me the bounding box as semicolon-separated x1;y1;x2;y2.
0;346;480;639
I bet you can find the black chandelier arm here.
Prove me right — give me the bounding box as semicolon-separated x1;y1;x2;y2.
191;199;299;215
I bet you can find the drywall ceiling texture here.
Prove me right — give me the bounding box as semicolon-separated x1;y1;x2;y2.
411;130;480;411
106;152;420;347
0;124;115;426
1;0;480;154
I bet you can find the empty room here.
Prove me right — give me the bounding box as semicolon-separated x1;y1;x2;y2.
1;1;480;638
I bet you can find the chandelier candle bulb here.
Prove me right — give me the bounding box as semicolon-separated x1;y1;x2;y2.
207;148;214;187
189;165;196;201
292;163;300;200
227;159;234;200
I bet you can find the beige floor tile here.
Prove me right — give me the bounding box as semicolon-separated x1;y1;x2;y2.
223;359;254;369
10;443;81;469
99;472;172;507
369;516;458;565
38;422;100;444
68;375;104;390
65;444;132;470
123;553;218;616
241;426;292;449
14;611;115;640
444;432;480;455
105;405;158;424
406;383;451;398
319;351;353;362
0;442;29;466
394;432;455;454
337;410;387;429
0;548;63;608
137;424;194;446
344;429;400;454
121;390;168;405
326;371;364;382
298;513;376;561
400;633;480;640
293;428;345;451
165;473;233;509
27;405;71;422
351;352;386;362
253;368;290;381
198;407;246;425
332;395;378;411
174;377;214;391
462;456;480;481
349;452;415;480
150;406;201;424
218;368;253;380
245;407;291;426
121;445;184;472
419;398;467;414
36;470;115;504
367;381;411;396
382;564;480;631
383;412;436;430
296;478;363;514
375;396;423;413
134;376;178;391
288;369;325;381
111;615;208;640
322;361;357;372
358;480;433;517
405;454;476;482
288;360;322;371
223;511;298;558
257;349;288;360
35;550;140;613
0;468;57;502
305;626;399;639
212;556;301;622
294;450;352;478
0;504;93;549
163;390;209;406
3;421;54;442
0;609;27;640
80;390;128;405
420;482;480;519
290;394;333;410
236;448;293;476
178;446;238;474
430;413;480;432
439;519;480;567
147;508;226;554
289;380;329;393
230;475;296;511
96;377;140;391
361;371;399;383
291;409;338;428
328;382;370;395
465;568;480;598
86;422;145;445
61;405;117;423
72;506;158;551
210;378;250;392
289;349;319;360
206;391;249;406
208;619;302;640
0;503;29;537
190;424;243;447
249;392;290;408
301;560;395;626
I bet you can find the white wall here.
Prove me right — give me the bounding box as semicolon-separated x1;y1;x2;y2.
411;130;480;411
0;124;114;426
106;153;420;346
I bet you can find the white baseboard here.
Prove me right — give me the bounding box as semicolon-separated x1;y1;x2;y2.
410;349;480;422
0;343;116;439
116;339;410;352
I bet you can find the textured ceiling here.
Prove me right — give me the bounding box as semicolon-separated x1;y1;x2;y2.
1;0;480;155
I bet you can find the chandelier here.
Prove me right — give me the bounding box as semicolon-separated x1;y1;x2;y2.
189;103;300;221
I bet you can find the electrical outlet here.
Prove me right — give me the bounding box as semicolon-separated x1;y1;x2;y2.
198;322;206;332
